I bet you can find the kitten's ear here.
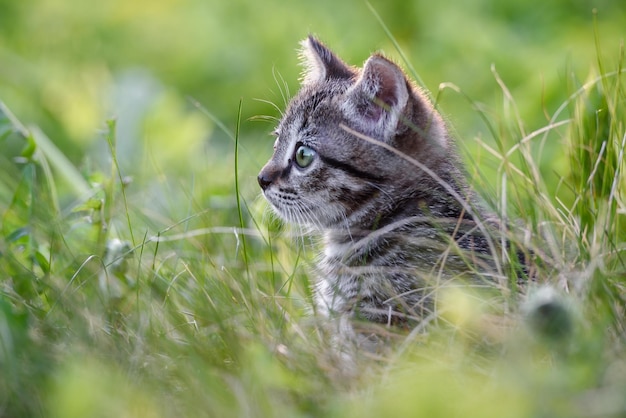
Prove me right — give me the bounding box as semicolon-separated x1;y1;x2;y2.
300;36;354;85
344;55;409;140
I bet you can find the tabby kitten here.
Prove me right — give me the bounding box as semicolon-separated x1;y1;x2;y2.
258;36;503;327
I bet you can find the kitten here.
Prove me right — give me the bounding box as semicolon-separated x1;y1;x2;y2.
259;36;508;330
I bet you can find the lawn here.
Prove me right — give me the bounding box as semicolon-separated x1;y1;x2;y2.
1;0;625;416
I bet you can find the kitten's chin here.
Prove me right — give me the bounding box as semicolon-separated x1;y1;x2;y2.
262;189;346;230
264;199;329;230
270;206;320;229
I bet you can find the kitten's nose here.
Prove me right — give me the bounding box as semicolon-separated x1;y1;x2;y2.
257;173;272;190
258;164;280;190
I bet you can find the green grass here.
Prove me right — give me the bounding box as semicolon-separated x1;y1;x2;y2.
1;26;626;418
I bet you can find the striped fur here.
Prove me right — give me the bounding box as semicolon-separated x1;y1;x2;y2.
259;37;505;328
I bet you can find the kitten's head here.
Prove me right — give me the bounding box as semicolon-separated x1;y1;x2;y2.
258;36;454;230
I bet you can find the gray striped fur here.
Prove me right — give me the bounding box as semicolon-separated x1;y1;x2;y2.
259;37;505;329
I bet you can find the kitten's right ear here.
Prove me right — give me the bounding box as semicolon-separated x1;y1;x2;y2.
299;36;354;85
343;55;410;141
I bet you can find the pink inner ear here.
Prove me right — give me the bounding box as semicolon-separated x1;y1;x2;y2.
347;56;409;127
375;64;402;107
365;79;399;121
364;99;385;120
359;57;406;122
377;81;399;107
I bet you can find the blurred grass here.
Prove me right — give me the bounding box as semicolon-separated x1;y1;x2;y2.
1;0;626;417
1;0;624;178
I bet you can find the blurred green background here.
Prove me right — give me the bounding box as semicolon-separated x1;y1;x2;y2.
1;0;624;205
1;1;625;416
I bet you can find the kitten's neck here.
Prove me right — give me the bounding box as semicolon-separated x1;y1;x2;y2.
331;169;476;240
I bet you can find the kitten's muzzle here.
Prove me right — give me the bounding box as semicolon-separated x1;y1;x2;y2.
258;163;281;191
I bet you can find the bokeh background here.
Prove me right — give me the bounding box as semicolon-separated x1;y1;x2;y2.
1;0;624;209
1;2;626;416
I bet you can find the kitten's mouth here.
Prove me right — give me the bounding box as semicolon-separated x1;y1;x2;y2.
262;188;327;228
263;190;300;220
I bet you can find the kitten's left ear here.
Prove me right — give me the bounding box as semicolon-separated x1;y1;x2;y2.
300;36;354;85
344;55;409;141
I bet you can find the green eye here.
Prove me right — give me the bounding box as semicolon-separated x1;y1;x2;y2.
295;145;316;168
